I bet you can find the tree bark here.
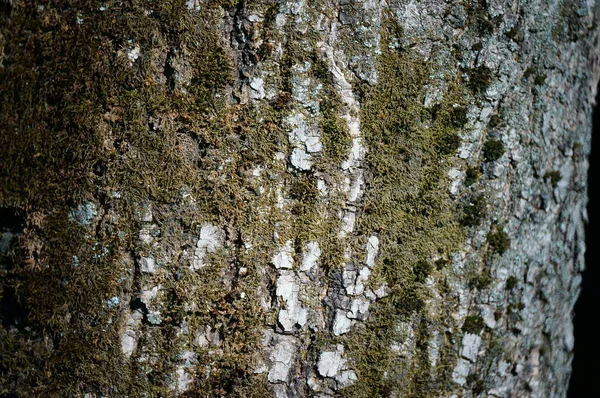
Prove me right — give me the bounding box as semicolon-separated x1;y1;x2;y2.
1;0;598;397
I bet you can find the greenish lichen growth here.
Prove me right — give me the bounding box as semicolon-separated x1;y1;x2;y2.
467;374;487;394
413;260;433;284
483;139;505;161
464;0;495;35
437;133;461;155
505;26;519;41
523;66;536;79
507;302;526;314
488;113;503;129
487;229;510;255
534;74;547;86
449;106;469;128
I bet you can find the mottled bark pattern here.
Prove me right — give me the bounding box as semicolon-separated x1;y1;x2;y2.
1;0;598;397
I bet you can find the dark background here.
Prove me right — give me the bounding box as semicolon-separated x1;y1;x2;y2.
568;85;600;397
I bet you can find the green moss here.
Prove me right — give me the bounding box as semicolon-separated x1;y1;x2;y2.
464;0;495;35
343;14;465;397
464;65;493;95
488;114;502;129
462;315;485;334
413;260;433;283
523;66;535;79
487;229;510;255
482;139;505;161
465;165;482;186
436;133;461;155
506;275;519;290
544;170;561;188
467;374;487;394
449;106;469;128
469;271;492;290
507;302;525;315
460;194;486;227
435;257;450;270
505;26;519;41
320;109;352;165
534;74;546;86
0;1;275;395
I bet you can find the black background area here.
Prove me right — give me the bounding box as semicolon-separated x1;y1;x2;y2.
568;83;600;396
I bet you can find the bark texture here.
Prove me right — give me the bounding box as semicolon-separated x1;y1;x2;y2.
1;0;599;397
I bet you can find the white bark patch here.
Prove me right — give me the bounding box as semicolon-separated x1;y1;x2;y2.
268;335;297;383
301;241;321;271
141;285;162;325
249;77;265;100
452;358;471;385
276;271;308;331
339;209;356;237
333;309;353;336
171;351;196;395
317;349;344;377
139;256;156;273
185;0;201;11
365;235;380;268
461;333;482;362
193;326;222;348
126;41;140;65
317;345;357;387
174;367;193;394
191;224;223;270
290;147;313;170
347;296;370;320
346;170;365;203
391;321;416;358
120;309;143;358
428;330;441;368
272;240;294;269
288;113;323;153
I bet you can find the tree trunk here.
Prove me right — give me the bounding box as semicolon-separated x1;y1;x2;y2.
1;0;598;396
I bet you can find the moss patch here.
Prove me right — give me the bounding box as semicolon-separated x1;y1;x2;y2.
462;315;485;334
460;194;486;227
544;170;561;188
342;15;465;397
483;139;505;161
487;229;510;255
464;65;493;95
0;1;277;395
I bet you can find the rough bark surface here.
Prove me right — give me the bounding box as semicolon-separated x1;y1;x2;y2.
1;0;599;397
